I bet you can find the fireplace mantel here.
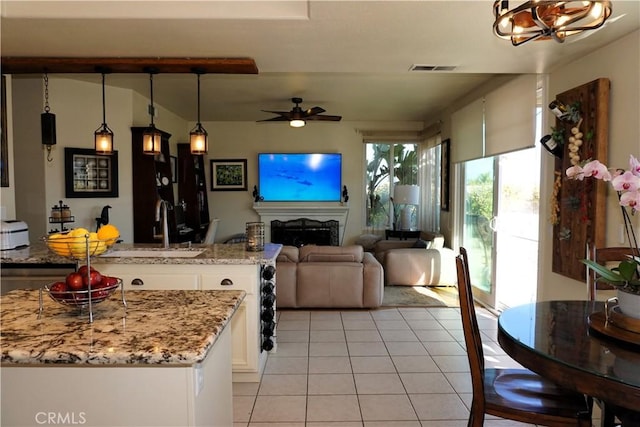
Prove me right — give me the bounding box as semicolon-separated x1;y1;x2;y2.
253;203;349;244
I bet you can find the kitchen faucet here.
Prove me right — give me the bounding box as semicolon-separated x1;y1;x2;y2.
154;199;170;248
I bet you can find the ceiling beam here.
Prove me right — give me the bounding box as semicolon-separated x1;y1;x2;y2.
0;57;259;74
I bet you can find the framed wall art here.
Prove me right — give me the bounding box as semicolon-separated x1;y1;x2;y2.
440;138;450;211
210;158;247;191
65;147;119;198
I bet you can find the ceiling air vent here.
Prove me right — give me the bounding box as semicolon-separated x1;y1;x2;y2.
410;64;457;71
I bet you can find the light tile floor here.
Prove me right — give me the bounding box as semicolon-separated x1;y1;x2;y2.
233;306;600;427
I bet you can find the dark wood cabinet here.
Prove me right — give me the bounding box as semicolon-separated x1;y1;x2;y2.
176;143;210;242
131;127;179;243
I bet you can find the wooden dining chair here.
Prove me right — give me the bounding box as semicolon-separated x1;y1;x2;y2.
456;247;592;427
586;244;637;301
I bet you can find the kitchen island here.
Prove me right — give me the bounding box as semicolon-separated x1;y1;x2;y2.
1;289;244;427
1;242;282;382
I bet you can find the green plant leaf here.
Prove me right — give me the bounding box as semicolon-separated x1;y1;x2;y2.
617;260;640;282
581;259;626;283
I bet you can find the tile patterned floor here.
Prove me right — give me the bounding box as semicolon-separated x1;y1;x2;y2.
233;306;600;427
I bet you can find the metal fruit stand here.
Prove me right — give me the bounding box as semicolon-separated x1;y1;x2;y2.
40;233;126;323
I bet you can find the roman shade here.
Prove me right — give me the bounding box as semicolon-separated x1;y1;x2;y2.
451;98;484;163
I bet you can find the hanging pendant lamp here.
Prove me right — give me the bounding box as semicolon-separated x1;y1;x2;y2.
94;68;114;155
142;68;162;155
41;72;56;162
493;1;612;46
189;69;208;155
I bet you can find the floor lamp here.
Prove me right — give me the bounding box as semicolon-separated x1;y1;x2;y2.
394;184;420;230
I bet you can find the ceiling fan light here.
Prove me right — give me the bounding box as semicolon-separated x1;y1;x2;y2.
290;119;305;128
492;1;612;46
190;124;208;155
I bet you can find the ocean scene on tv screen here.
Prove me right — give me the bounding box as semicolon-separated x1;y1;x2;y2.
259;153;342;201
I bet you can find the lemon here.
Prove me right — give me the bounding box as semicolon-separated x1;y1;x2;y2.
48;233;71;257
85;232;105;256
67;228;91;258
97;224;119;246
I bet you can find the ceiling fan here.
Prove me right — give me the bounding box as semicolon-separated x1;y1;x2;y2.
258;97;342;127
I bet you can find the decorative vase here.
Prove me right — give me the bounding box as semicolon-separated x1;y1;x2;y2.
617;289;640;320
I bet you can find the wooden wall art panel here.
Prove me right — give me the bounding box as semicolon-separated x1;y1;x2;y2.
551;78;609;281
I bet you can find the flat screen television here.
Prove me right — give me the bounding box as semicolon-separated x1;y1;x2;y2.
258;153;342;202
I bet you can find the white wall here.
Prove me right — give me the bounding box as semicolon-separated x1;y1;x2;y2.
191;120;423;243
1;75;16;221
539;29;640;301
8;75;422;245
9;76;190;243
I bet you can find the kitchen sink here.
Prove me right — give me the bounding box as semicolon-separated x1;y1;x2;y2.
99;249;205;258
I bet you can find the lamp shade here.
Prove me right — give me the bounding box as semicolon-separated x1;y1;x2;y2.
394;184;420;205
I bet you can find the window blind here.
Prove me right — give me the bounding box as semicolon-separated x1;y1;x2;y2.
484;74;537;157
451;98;484;163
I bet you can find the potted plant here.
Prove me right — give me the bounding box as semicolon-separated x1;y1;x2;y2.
566;155;640;318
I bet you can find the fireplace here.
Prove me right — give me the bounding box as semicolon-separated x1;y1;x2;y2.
253;203;349;244
271;218;339;247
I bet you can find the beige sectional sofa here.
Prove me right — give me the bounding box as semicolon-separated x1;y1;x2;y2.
275;245;384;308
374;231;457;286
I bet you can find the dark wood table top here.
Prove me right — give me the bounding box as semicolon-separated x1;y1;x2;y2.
497;300;640;412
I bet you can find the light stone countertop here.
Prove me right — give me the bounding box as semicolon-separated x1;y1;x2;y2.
1;289;245;365
1;242;282;266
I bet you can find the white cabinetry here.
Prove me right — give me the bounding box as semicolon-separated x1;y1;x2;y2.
96;263;266;382
2;326;232;427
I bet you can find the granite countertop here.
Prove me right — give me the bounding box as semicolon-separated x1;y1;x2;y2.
1;289;245;365
1;242;282;266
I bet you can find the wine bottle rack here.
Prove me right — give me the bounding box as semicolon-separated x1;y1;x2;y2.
260;264;276;352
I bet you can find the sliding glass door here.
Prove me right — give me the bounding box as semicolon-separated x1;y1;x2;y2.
461;157;497;307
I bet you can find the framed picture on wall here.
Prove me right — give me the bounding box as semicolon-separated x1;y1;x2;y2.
65;147;119;198
440;138;450;211
210;158;247;191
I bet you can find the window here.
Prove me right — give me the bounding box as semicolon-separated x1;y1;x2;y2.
364;142;418;230
419;140;441;232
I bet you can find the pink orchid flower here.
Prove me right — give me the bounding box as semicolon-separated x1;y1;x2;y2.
630;155;640;177
612;170;640;193
620;189;640;209
565;165;584;180
582;160;612;181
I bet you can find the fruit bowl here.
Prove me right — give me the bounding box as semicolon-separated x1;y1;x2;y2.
44;277;122;309
44;231;119;259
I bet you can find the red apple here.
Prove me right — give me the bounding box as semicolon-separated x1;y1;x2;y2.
101;276;119;288
77;264;96;277
49;281;68;299
83;270;102;288
65;272;85;291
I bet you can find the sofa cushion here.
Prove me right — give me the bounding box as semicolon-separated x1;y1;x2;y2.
412;239;429;249
297;262;365;308
277;245;299;263
299;245;364;263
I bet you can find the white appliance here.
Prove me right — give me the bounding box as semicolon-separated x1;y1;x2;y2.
0;220;30;250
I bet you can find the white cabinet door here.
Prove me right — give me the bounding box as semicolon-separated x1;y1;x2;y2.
96;264;199;290
201;265;263;381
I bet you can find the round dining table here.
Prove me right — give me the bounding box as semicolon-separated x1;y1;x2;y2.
497;300;640;423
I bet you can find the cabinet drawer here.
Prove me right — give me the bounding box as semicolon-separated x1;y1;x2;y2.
200;265;258;294
117;274;198;290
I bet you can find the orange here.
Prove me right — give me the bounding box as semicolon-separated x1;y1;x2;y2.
97;224;119;246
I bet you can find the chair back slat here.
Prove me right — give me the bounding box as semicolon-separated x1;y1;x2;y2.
456;248;486;418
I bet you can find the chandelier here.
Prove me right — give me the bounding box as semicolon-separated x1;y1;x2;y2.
493;1;612;46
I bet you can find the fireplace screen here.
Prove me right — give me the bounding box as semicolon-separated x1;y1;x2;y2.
271;218;339;247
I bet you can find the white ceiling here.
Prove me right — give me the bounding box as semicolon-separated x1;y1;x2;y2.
2;1;639;123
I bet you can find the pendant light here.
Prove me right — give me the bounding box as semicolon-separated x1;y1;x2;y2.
189;69;208;155
94;68;114;155
41;72;56;162
142;68;162;155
